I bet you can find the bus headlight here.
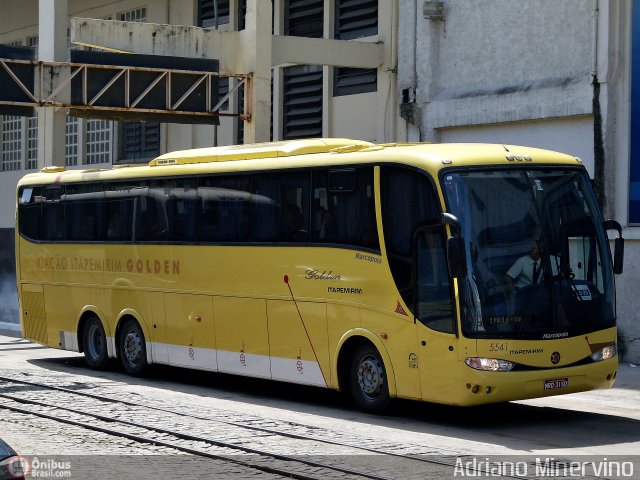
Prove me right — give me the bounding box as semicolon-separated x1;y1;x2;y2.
590;345;617;362
465;357;515;372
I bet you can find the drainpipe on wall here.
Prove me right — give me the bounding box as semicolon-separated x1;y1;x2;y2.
399;0;420;140
592;0;606;210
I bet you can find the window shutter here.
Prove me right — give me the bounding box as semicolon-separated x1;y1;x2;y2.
335;0;378;40
121;122;160;163
333;67;377;96
283;66;323;140
285;0;324;38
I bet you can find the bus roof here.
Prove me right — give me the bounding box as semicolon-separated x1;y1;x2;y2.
17;139;583;187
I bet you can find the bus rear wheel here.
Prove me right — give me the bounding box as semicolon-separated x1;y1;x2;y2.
349;344;391;414
83;317;109;370
118;319;149;376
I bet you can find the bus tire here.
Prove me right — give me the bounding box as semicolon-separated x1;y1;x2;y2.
83;316;109;370
118;319;149;376
349;344;391;414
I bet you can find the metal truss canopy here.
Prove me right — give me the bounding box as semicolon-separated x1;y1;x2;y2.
0;57;251;124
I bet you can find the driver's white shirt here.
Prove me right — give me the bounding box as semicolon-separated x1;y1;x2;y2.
506;256;539;289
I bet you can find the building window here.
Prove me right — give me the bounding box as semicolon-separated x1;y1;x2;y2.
65;116;79;167
118;7;147;22
285;0;323;38
334;0;378;40
199;0;230;27
333;67;377;96
27;35;38;56
119;122;160;163
283;65;323;139
1;116;22;172
237;0;247;30
26;116;38;170
86;120;113;165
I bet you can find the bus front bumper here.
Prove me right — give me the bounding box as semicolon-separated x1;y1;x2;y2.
455;357;618;406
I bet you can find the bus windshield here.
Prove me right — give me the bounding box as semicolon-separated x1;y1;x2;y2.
443;168;616;339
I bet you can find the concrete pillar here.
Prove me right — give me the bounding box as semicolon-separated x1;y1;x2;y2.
240;0;272;143
37;0;68;167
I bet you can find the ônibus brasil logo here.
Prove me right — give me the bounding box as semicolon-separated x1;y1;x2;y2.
5;456;31;478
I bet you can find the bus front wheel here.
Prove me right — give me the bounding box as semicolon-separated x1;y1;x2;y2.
83;317;109;370
118;319;149;376
349;344;391;413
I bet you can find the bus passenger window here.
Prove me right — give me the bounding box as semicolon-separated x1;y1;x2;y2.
311;168;379;250
104;184;135;242
18;186;42;240
150;180;197;242
65;184;104;242
197;176;251;242
41;186;65;241
135;193;165;242
252;172;310;242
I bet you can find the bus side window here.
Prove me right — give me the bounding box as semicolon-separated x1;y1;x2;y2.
312;168;379;250
415;229;454;333
152;179;197;242
381;167;440;313
135;190;165;242
104;184;135;242
41;186;65;241
252;172;310;242
65;184;104;242
197;175;251;242
18;186;42;241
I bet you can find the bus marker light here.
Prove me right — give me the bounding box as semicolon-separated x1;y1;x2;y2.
380;332;388;340
471;385;480;393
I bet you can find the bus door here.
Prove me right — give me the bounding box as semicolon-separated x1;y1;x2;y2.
413;227;459;403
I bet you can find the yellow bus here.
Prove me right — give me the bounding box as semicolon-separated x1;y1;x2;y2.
15;138;624;412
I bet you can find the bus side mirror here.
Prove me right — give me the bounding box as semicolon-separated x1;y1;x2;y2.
604;219;624;275
447;236;467;278
441;213;467;278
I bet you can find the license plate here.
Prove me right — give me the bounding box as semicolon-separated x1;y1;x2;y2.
544;377;568;390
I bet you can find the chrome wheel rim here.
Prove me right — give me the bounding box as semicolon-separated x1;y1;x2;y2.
123;329;143;366
86;324;104;360
357;354;384;398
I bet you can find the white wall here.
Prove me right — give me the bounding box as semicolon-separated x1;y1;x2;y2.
399;0;595;138
438;116;595;176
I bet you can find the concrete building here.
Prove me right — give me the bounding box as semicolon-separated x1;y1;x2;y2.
0;0;638;362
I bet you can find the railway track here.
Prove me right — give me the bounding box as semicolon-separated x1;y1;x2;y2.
0;373;527;479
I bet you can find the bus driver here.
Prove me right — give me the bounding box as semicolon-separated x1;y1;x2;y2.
504;240;543;291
